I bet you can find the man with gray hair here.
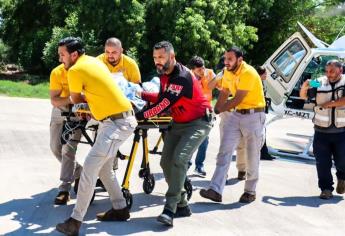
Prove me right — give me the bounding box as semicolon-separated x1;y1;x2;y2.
300;59;345;200
97;37;141;84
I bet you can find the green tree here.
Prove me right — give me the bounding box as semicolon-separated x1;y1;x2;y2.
75;0;145;62
0;0;77;72
43;11;88;69
246;0;345;65
1;0;145;73
141;0;258;75
303;2;345;45
1;0;343;77
0;39;9;63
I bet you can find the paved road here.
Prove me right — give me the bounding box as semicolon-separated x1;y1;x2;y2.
0;96;344;236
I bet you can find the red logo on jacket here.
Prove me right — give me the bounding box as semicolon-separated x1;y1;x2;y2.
167;84;183;96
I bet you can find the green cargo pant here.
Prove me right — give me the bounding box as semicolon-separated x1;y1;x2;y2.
160;118;212;213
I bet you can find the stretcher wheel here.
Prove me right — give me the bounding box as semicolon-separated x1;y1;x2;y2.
122;189;133;209
184;178;193;200
139;169;146;178
143;174;155;194
117;151;127;160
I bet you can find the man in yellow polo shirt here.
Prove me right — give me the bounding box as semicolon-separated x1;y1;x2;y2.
55;37;137;236
209;57;248;181
97;37;141;84
98;37;141;168
49;64;82;205
200;46;265;204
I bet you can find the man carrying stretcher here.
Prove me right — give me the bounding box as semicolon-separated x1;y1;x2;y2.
135;41;213;226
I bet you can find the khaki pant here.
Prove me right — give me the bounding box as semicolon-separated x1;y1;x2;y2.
50;107;82;192
219;112;246;174
209;111;265;195
71;115;137;221
236;140;246;172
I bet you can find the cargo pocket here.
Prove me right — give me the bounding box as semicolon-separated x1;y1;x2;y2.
255;128;265;149
113;116;137;134
313;106;331;127
256;113;266;149
89;123;118;158
335;108;345;128
259;112;266;126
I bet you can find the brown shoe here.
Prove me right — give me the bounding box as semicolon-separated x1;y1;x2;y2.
336;179;345;194
239;192;256;203
237;171;246;180
56;217;81;236
96;207;130;221
199;189;222;202
320;189;333;200
54;191;70;205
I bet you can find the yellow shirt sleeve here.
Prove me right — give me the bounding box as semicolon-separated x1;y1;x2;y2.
49;64;69;97
68;68;83;94
49;69;62;91
123;56;141;84
127;60;141;84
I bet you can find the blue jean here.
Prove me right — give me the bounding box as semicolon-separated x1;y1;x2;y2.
313;131;345;191
195;136;209;168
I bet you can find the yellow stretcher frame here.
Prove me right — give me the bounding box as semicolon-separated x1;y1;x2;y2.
121;116;172;208
121;116;194;209
62;110;193;209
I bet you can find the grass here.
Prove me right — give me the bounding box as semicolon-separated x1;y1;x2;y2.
0;80;49;98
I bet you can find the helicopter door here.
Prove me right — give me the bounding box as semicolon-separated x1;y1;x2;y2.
264;32;311;106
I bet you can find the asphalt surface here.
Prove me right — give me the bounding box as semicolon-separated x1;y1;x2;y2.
0;96;344;236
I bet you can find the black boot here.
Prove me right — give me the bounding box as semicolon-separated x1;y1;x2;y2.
260;141;274;160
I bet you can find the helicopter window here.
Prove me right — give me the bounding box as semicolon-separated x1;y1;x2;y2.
304;55;339;79
271;39;307;83
285;55;342;110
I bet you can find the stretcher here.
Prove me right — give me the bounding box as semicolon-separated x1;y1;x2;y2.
149;131;165;155
61;109;193;209
121;116;171;208
116;116;193;209
61;110;97;146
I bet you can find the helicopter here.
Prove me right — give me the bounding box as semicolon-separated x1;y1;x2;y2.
263;22;345;159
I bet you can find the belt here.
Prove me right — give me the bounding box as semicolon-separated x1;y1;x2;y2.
102;110;134;121
235;107;265;114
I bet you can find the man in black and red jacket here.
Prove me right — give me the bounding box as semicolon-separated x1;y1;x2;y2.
136;41;213;226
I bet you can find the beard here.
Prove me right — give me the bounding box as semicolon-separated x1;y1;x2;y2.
156;59;170;75
63;61;72;70
226;61;238;72
63;57;77;70
107;58;120;66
